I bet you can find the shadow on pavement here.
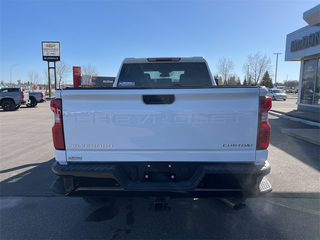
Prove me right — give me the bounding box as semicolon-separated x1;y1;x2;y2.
0;158;319;239
269;118;320;172
0;158;58;196
0;163;41;174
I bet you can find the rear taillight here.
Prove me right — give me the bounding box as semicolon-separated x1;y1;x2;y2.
21;92;24;99
41;93;44;98
50;99;65;150
257;96;272;150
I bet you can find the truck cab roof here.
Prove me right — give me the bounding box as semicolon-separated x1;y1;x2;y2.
122;57;207;64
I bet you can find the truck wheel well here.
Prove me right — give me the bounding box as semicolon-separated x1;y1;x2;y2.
0;98;14;105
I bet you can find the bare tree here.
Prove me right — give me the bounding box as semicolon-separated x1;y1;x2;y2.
27;71;40;91
242;52;272;85
82;63;98;76
81;64;99;86
56;61;71;88
216;57;235;84
43;68;55;93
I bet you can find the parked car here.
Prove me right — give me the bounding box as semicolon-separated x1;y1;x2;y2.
28;92;46;107
267;89;287;101
0;88;30;111
285;89;294;93
294;88;299;94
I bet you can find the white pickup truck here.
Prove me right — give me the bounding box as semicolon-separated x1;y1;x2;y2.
50;57;272;210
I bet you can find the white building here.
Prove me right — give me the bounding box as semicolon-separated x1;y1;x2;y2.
285;4;320;113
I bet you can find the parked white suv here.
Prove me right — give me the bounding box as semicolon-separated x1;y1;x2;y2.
267;89;287;101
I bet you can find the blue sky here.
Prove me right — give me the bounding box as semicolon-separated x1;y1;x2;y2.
1;0;319;84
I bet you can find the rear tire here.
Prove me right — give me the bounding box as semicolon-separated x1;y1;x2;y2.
283;99;286;101
29;98;37;107
272;96;276;100
82;197;109;204
2;100;15;111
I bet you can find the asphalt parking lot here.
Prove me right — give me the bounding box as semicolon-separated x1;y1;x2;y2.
0;100;319;239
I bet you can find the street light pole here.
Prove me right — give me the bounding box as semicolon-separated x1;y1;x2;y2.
274;53;282;85
10;65;19;84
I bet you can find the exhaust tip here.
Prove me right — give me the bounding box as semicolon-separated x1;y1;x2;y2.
233;202;246;210
220;198;246;210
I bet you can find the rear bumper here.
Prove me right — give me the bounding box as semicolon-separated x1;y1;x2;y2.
275;95;287;100
39;99;46;103
51;161;272;199
21;100;31;105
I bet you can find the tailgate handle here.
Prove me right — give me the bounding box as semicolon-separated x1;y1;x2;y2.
143;95;175;104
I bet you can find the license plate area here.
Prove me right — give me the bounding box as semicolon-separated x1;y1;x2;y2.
142;172;178;182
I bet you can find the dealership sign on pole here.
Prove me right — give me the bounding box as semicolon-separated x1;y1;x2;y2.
42;41;60;98
42;42;60;61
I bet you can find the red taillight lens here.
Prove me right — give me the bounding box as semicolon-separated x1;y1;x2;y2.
21;92;24;99
41;93;44;98
260;96;272;113
258;122;271;149
50;99;65;150
257;96;272;150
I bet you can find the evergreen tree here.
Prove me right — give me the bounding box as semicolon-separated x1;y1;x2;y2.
268;79;274;89
236;77;241;85
228;76;236;85
214;75;219;85
260;71;273;88
213;75;224;85
243;77;247;86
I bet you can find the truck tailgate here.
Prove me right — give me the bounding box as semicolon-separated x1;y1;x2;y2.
61;88;260;163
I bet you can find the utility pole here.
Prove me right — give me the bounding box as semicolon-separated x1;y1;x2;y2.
274;53;282;85
10;65;19;84
245;65;249;85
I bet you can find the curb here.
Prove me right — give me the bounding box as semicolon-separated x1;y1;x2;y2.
269;111;320;128
281;128;320;146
